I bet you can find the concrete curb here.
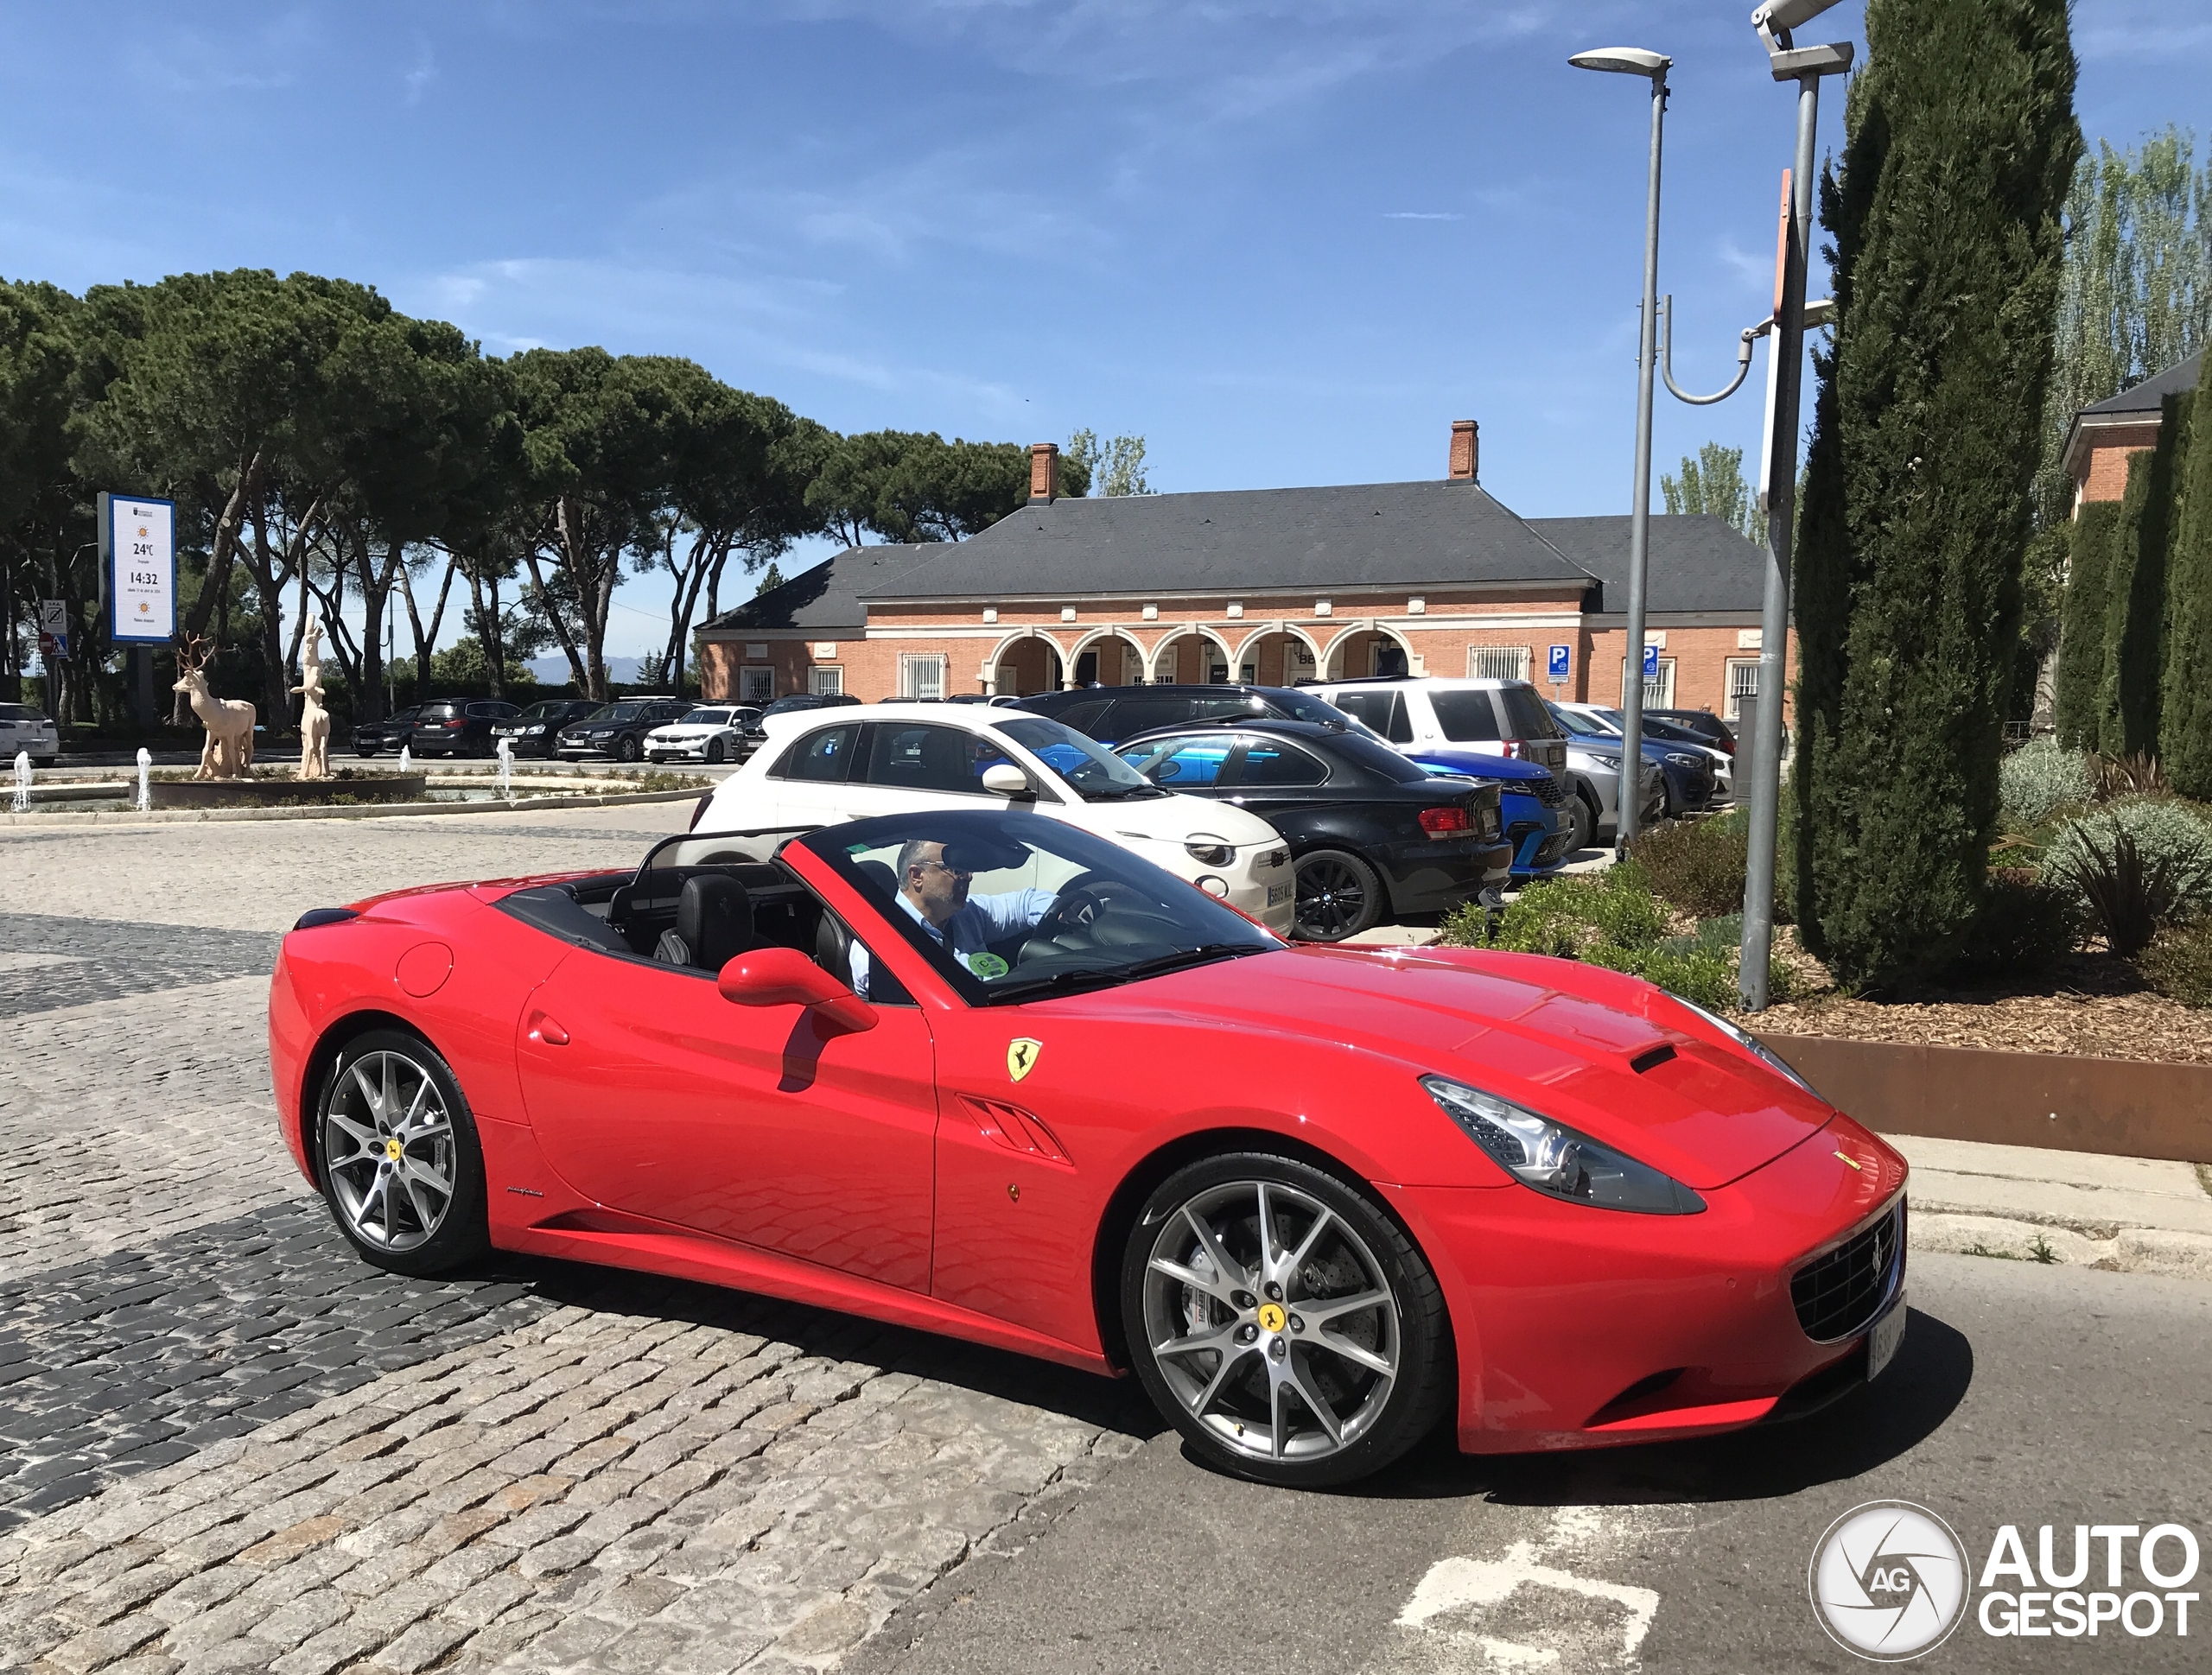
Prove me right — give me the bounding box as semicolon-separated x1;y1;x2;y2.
1910;1211;2212;1281
0;786;707;827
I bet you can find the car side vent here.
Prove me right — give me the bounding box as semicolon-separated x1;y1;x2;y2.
292;907;359;930
1629;1044;1677;1075
957;1095;1072;1166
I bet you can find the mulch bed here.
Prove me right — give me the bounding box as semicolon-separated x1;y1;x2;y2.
1738;942;2212;1065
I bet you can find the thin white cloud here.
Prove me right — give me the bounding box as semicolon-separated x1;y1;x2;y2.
404;39;438;103
1383;211;1463;221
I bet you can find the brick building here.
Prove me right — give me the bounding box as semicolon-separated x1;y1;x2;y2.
697;423;1785;724
2062;349;2203;510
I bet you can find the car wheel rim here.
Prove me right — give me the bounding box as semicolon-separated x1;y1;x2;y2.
322;1050;457;1253
1295;859;1365;939
1141;1178;1399;1463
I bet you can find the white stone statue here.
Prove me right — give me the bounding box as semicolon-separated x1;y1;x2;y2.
292;617;332;781
171;635;256;780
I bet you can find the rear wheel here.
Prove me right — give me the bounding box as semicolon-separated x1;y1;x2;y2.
316;1029;489;1276
1121;1152;1452;1487
1294;848;1382;942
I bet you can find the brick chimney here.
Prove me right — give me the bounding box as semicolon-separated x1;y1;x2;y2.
1448;419;1478;483
1028;441;1060;504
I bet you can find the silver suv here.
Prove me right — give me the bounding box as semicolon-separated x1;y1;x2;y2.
1306;677;1570;776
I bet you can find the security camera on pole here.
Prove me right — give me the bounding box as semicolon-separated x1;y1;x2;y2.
1736;0;1856;1012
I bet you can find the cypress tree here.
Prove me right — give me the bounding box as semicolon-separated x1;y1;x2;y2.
2052;502;2116;746
2162;361;2212;795
2095;397;2183;758
1793;0;2080;989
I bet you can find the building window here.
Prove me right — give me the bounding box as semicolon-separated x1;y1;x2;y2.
1466;645;1532;682
1726;658;1760;720
1620;657;1677;710
809;666;844;696
900;653;947;700
740;666;774;704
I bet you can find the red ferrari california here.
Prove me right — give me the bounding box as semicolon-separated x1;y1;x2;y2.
268;809;1907;1488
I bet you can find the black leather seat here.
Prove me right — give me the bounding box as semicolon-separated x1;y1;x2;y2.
655;875;753;969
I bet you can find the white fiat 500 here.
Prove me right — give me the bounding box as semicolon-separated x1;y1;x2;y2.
701;704;1297;935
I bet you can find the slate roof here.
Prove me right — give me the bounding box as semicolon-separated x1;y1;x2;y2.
857;480;1598;600
1526;514;1768;615
699;545;932;635
2080;350;2204;416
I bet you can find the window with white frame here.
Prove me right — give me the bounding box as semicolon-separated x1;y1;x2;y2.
809;666;844;696
1725;658;1760;720
1123;645;1146;685
1618;657;1677;710
1466;644;1532;682
739;666;774;704
900;653;947;700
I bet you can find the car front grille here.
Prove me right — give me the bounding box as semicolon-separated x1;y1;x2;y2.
1527;771;1565;808
1791;1201;1904;1343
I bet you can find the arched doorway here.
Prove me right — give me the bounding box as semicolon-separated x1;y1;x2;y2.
1321;625;1414;681
1147;628;1239;685
1232;627;1323;688
1066;631;1147;688
989;631;1064;697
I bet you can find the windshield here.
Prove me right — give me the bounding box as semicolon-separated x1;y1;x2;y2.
803;810;1275;1006
993;716;1165;801
762;695;817;718
593;704;645;723
0;704;43;722
1262;690;1359;728
685;709;733;726
517;701;564;720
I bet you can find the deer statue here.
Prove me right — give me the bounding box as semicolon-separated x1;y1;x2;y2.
291;617;332;781
172;635;257;780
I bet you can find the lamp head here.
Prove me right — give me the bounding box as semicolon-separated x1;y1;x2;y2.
1568;47;1671;77
1751;0;1844;52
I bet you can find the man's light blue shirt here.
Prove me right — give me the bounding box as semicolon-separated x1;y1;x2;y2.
849;887;1058;997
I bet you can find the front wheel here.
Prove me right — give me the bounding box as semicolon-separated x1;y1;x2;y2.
316;1029;489;1276
1564;790;1597;854
616;735;642;763
1121;1152;1452;1488
704;736;727;765
1294;848;1383;942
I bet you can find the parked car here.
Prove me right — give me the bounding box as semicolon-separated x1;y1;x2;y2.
1306;677;1571;777
1554;702;1723;813
1529;711;1668;843
646;705;760;765
1114;720;1510;942
734;692;861;760
493;699;603;758
1647;708;1737;756
699;704;1297;935
556;697;697;763
1012;683;1370;747
0;702;60;766
352;705;423;758
407;699;521;758
273;804;1910;1487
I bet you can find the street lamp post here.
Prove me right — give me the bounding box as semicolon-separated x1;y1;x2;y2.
1736;0;1855;1010
1569;46;1672;854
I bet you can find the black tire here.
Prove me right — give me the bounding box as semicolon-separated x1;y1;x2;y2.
1293;848;1383;942
704;736;726;765
1565;790;1597;854
357;745;378;758
315;1028;490;1277
32;756;58;769
1121;1150;1452;1488
617;734;642;763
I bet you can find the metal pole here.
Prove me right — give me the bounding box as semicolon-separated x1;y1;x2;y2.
1738;73;1821;1009
1617;68;1668;854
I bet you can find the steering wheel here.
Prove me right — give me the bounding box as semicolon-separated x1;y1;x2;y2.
1033;870;1119;942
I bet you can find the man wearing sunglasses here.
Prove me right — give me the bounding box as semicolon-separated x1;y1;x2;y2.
848;837;1058;998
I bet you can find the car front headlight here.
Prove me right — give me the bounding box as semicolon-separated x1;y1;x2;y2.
1666;751;1700;766
1589;752;1622;772
1185;834;1236;867
1421;1075;1705;1214
1669;995;1822;1098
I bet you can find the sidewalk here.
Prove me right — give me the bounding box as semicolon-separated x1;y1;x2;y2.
1893;1133;2212;1282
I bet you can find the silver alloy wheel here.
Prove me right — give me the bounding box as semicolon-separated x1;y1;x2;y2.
1141;1178;1401;1462
322;1050;458;1253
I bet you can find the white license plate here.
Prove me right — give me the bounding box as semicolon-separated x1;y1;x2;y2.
1267;883;1291;907
1866;1290;1907;1380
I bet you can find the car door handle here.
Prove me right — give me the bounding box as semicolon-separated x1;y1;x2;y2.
528;1012;569;1046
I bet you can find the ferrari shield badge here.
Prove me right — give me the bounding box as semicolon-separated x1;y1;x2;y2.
1007;1038;1043;1082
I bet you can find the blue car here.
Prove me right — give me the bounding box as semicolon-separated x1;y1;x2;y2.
1403;747;1572;880
1547;702;1716;819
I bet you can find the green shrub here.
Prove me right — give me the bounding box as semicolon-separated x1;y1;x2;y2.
1999;739;2093;828
2040;796;2212;926
1948;866;2077;976
1630;815;1747;918
2137;920;2212;1006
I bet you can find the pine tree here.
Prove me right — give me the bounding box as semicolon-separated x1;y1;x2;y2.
2051;503;2116;747
2096;398;2183;757
2160;360;2212;794
1792;0;2080;989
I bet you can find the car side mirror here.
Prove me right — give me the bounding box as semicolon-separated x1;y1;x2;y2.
981;763;1034;798
717;947;877;1033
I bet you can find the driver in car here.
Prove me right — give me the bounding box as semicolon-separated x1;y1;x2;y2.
849;838;1058;998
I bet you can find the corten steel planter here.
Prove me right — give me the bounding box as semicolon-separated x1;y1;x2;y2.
150;774;429;809
1758;1033;2212;1165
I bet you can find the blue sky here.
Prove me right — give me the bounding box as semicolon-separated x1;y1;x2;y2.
3;1;2203;660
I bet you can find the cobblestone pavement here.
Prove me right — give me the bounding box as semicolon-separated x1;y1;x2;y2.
0;807;1156;1673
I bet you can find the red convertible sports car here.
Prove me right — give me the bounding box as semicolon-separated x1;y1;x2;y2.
268;809;1908;1488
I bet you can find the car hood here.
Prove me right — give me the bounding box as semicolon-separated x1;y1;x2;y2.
1062;790;1280;848
1100;944;1834;1190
